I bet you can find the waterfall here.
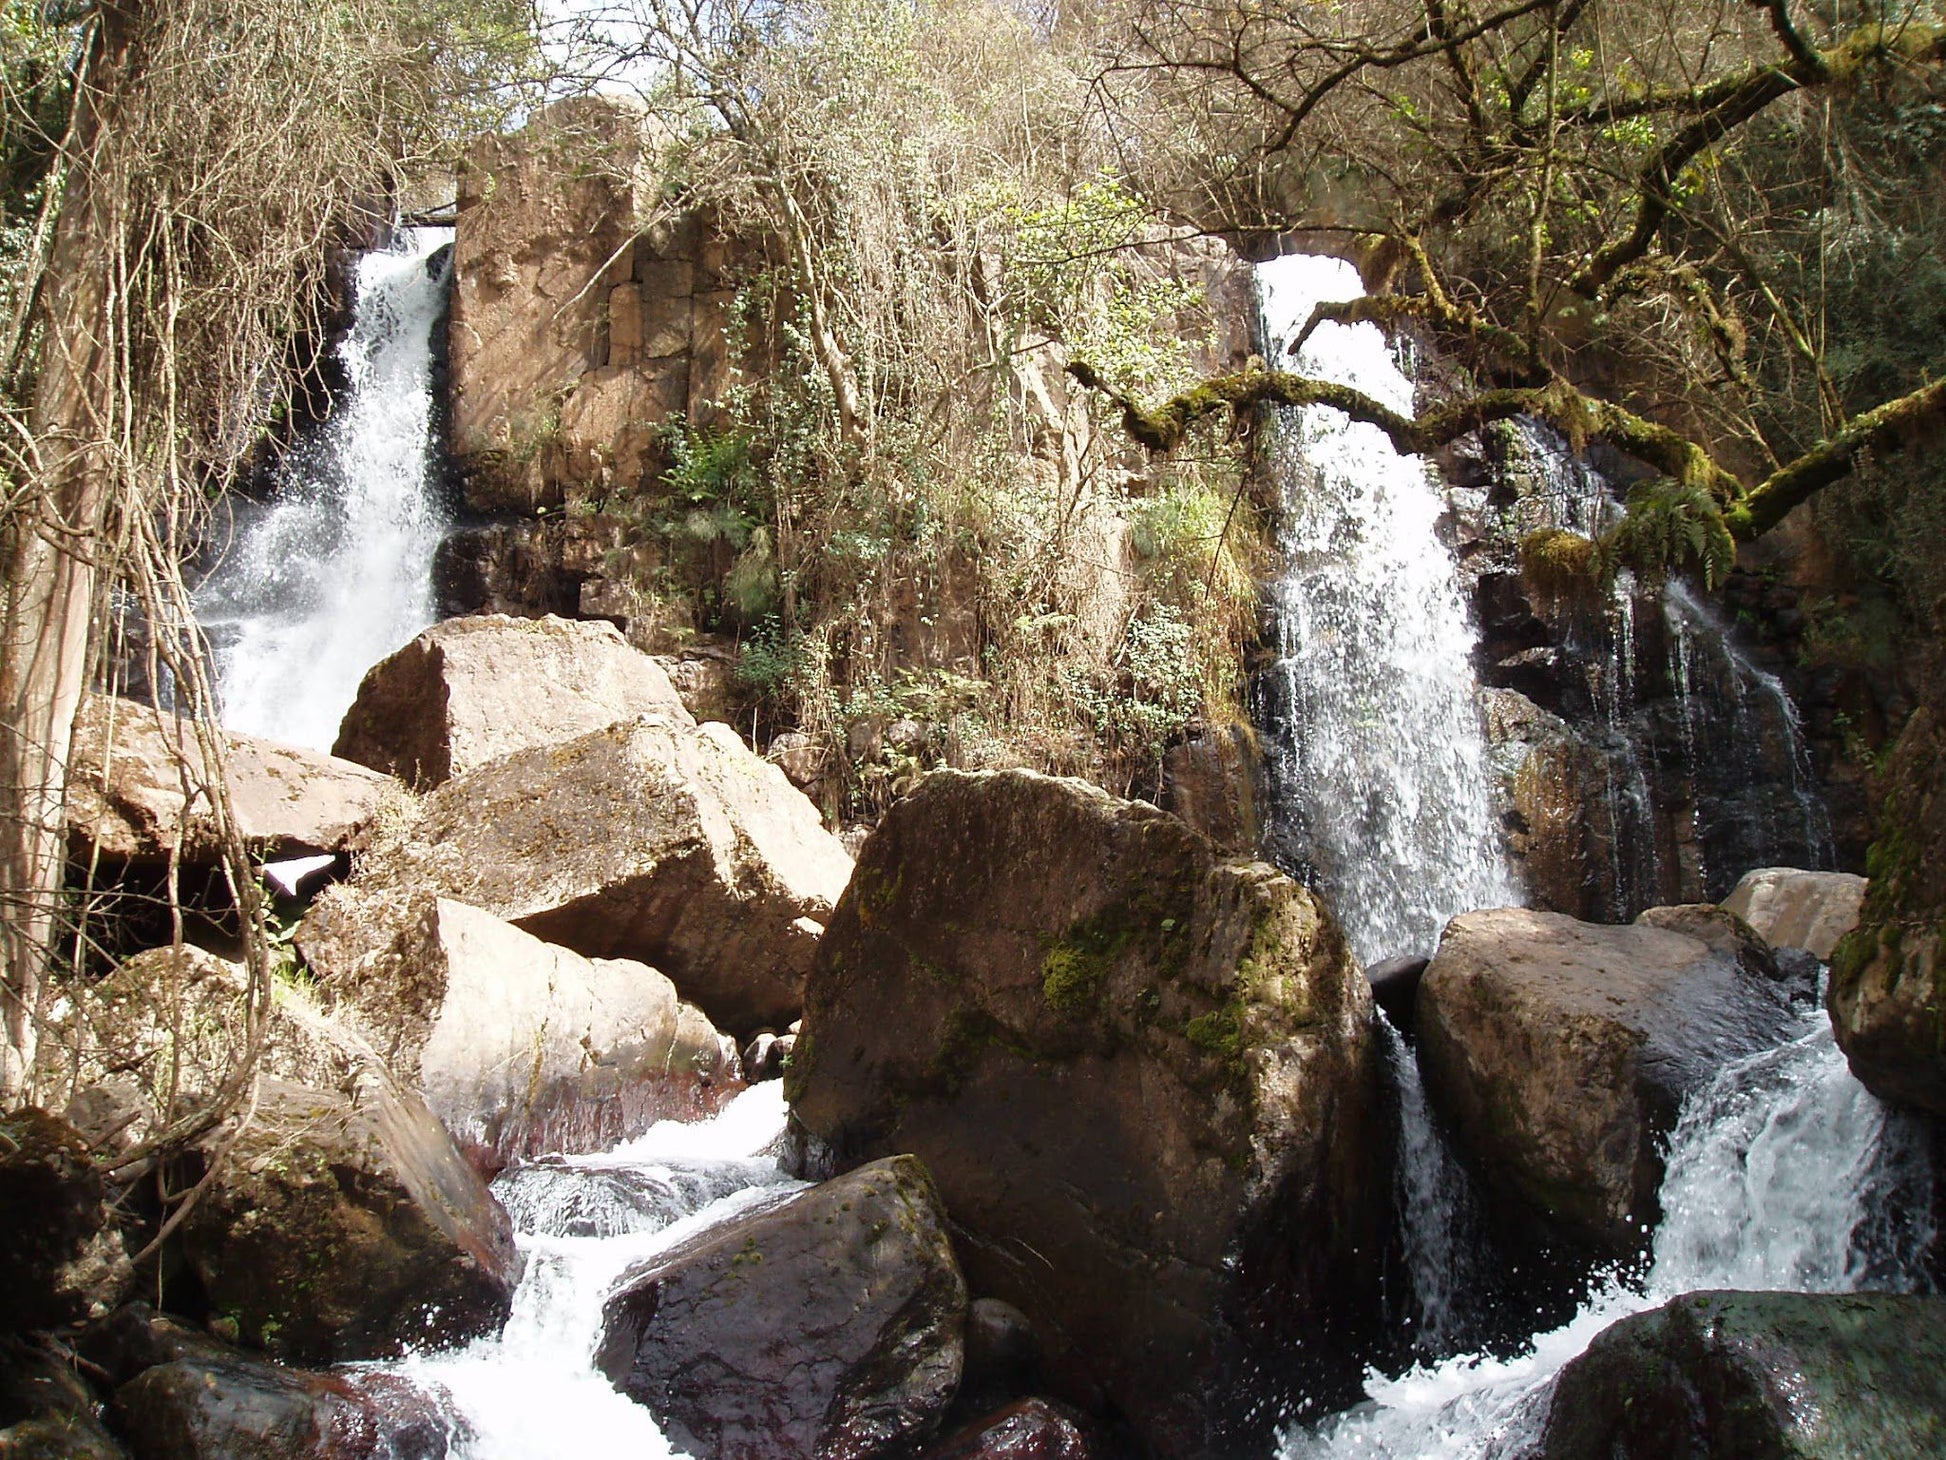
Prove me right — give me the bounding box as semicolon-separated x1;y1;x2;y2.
195;227;452;751
1255;253;1519;966
383;1085;803;1459
1283;1009;1936;1460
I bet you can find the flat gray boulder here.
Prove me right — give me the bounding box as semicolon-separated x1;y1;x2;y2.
1419;906;1796;1260
67;695;392;865
1722;867;1867;961
332;612;693;787
298;893;741;1167
335;717;852;1037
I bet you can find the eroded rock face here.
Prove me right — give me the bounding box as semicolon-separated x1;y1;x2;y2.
1828;706;1946;1115
785;769;1385;1458
1722;867;1867;961
335;717;852;1037
596;1155;966;1460
1538;1290;1946;1460
0;1109;133;1333
448;97;739;514
176;1078;520;1364
1418;907;1794;1260
66;695;392;866
331;613;692;787
296;894;740;1167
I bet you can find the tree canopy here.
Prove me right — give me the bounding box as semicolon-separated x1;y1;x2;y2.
1075;0;1946;585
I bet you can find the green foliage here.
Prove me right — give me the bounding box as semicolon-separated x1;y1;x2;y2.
1598;478;1737;589
1062;605;1203;777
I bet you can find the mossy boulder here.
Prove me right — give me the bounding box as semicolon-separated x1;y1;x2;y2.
596;1154;966;1460
1828;705;1946;1115
175;1078;520;1364
785;769;1385;1458
1538;1290;1946;1459
1418;906;1794;1262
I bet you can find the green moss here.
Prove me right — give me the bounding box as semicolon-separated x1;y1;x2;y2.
1041;940;1112;1014
1184;1004;1243;1058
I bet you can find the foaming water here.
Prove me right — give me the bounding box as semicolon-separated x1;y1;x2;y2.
196;227;451;750
1283;1013;1935;1459
382;1084;803;1460
1255;253;1519;965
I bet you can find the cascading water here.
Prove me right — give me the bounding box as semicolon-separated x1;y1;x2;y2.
381;1085;803;1459
195;227;452;750
1255;253;1520;967
1284;1008;1936;1460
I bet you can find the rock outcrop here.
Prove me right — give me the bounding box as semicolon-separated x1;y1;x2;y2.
329;717;852;1036
597;1155;966;1460
448;97;739;514
175;1078;520;1364
331;613;692;787
785;769;1385;1458
0;1109;133;1333
66;695;392;867
1828;705;1946;1115
1722;866;1867;961
1417;907;1794;1259
1538;1290;1946;1459
297;893;740;1166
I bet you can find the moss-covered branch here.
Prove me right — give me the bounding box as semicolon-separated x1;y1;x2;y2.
1727;377;1946;540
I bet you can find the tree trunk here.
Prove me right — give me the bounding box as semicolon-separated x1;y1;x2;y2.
0;11;125;1100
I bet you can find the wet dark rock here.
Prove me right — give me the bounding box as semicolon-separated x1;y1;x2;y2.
596;1155;966;1460
1365;954;1429;1031
1829;705;1946;1116
919;1399;1095;1460
785;769;1386;1458
0;1336;126;1458
175;1079;520;1364
1538;1290;1946;1459
0;1108;133;1333
740;1030;793;1083
110;1355;453;1460
1158;722;1264;855
1419;907;1795;1261
956;1299;1040;1417
75;1304;239;1388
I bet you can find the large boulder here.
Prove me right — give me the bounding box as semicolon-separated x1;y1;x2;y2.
1722;867;1867;961
784;769;1385;1458
1538;1290;1946;1459
331;613;693;787
327;717;852;1037
1418;907;1795;1260
66;696;392;867
0;1109;132;1333
1828;705;1946;1115
111;1356;450;1460
596;1155;966;1460
296;893;740;1167
175;1077;520;1364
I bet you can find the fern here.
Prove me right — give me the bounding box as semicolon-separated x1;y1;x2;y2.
1597;477;1737;588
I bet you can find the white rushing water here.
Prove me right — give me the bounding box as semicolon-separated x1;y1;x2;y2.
196;227;452;750
1285;1010;1936;1460
1256;253;1519;965
385;1085;802;1460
